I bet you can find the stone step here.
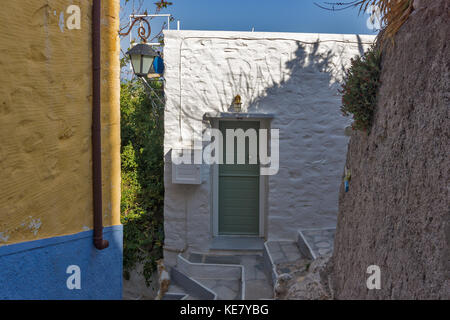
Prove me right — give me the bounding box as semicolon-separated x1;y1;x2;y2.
264;241;304;265
210;237;265;251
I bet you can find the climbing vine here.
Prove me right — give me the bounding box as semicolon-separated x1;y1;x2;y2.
120;80;164;285
340;45;381;132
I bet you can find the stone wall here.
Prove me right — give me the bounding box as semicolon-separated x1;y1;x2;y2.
330;0;449;299
163;30;375;264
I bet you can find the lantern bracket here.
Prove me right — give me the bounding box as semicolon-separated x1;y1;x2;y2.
119;14;173;46
119;16;152;42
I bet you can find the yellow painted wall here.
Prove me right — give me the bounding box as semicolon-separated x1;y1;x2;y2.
0;0;121;245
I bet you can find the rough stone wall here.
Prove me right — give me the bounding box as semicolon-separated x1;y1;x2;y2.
163;30;375;262
330;0;449;299
0;0;121;244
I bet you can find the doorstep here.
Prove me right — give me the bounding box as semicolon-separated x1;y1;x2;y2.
210;236;265;251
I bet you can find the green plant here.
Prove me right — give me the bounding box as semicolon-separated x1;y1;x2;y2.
340;46;381;132
356;0;413;44
315;1;414;45
120;80;164;285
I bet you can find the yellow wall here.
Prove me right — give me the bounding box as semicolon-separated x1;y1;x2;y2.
0;0;121;245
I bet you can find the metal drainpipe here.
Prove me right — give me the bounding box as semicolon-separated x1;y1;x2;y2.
92;0;109;250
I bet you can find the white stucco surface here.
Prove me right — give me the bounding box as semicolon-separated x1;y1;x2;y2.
162;30;375;263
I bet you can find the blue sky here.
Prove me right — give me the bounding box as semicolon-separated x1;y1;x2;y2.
119;0;378;78
120;0;377;36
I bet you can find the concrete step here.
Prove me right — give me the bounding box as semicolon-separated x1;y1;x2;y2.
163;230;335;300
169;266;217;300
176;254;243;300
188;253;274;300
261;229;336;297
168;252;274;300
297;228;335;260
164;282;195;300
263;240;306;288
210;237;265;251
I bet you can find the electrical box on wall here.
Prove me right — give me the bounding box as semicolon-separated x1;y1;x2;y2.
172;163;201;184
171;149;202;184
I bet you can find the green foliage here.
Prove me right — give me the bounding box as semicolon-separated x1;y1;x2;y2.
120;80;164;285
340;45;381;132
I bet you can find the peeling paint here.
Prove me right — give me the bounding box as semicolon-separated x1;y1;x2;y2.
59;11;65;33
27;218;42;236
0;231;10;242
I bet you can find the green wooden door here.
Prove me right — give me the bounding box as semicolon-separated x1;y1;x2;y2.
218;121;260;235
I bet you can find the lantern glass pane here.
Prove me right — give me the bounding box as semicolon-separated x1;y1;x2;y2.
141;55;155;75
130;54;142;75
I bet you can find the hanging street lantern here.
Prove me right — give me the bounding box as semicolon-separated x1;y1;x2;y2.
120;16;165;78
126;43;159;77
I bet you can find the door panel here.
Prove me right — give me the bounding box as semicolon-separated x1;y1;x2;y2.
218;121;260;235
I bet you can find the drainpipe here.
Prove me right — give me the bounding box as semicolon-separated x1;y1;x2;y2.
92;0;109;250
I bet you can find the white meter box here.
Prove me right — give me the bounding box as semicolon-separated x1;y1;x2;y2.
171;149;202;184
172;163;201;184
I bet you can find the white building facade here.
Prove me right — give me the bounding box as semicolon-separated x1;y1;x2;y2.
162;30;375;266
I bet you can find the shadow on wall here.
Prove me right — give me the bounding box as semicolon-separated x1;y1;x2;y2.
243;41;349;225
245;36;364;114
247;41;337;113
170;36;368;230
178;37;365;134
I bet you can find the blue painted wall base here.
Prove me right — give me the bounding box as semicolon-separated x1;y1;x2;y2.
0;225;123;300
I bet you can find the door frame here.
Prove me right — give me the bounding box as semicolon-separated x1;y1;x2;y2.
211;118;270;238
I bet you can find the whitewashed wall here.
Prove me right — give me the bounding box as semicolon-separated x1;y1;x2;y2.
162;30;375;264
